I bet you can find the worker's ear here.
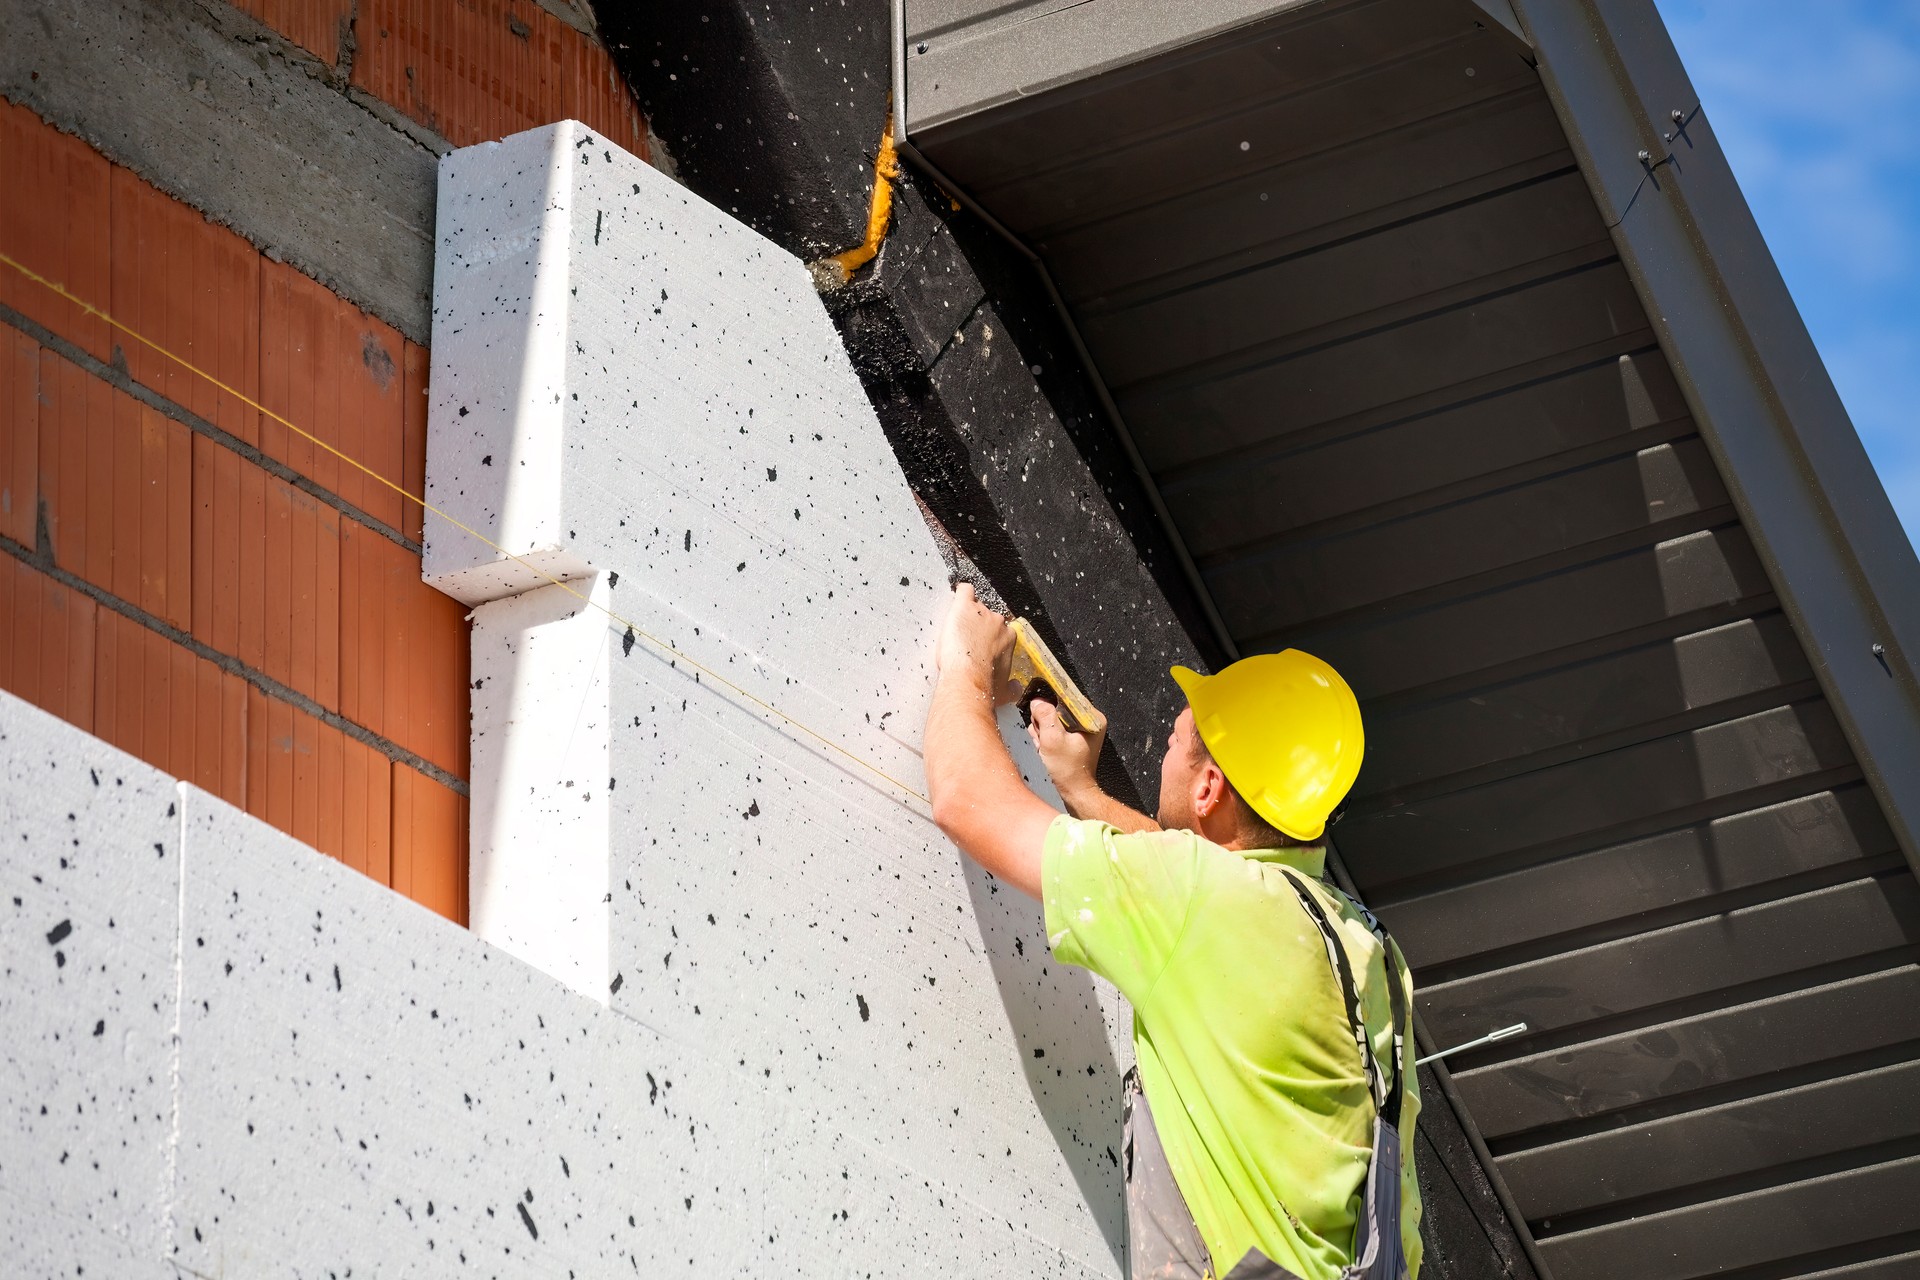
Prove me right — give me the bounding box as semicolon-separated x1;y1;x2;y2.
1192;758;1230;820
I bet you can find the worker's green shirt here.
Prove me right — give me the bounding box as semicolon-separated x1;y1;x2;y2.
1042;816;1423;1280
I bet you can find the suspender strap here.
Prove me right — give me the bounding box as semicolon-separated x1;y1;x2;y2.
1378;936;1410;1131
1278;868;1409;1130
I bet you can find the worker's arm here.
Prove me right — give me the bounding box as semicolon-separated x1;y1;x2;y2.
1029;698;1161;835
925;585;1061;899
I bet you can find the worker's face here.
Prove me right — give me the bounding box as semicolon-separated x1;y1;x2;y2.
1156;708;1206;830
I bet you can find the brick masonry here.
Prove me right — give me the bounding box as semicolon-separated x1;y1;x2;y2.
0;0;656;924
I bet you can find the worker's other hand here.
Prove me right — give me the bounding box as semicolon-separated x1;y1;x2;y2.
937;583;1018;704
1029;696;1105;797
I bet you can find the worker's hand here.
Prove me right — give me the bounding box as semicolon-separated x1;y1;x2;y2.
1029;696;1106;799
936;583;1017;704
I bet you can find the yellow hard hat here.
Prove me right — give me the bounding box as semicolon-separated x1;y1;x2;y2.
1171;650;1364;842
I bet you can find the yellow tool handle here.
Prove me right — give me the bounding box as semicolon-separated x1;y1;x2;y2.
1008;619;1107;735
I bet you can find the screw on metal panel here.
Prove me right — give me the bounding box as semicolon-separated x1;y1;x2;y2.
1637;149;1653;164
1873;642;1886;656
915;42;927;54
1672;109;1687;124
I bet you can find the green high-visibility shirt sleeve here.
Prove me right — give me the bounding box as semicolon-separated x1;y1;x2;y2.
1041;815;1202;1003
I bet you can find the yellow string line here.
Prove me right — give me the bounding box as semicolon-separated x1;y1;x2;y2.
0;249;932;806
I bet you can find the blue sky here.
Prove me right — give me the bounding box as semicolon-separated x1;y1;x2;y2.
1655;0;1920;544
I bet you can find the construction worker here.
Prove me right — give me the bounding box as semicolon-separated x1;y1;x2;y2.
925;584;1421;1280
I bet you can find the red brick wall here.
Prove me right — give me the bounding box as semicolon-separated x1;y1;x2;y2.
0;6;647;924
0;101;471;920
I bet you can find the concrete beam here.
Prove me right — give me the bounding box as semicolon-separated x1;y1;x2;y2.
1;0;438;341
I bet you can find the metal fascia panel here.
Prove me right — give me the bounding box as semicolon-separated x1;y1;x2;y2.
903;0;1321;136
1510;0;1920;876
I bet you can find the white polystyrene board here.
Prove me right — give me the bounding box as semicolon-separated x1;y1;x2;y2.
426;121;1133;1271
426;119;949;785
426;117;1128;1274
169;784;768;1278
762;1101;1121;1276
471;590;1129;1269
0;691;178;1279
608;646;1130;1273
424;124;589;602
469;572;612;1001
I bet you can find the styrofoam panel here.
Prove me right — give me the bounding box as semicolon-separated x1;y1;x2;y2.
171;784;768;1278
763;1102;1126;1277
0;691;178;1279
426;119;947;774
609;649;1129;1273
469;579;1130;1270
429;121;1132;1273
469;573;613;1001
423;124;586;601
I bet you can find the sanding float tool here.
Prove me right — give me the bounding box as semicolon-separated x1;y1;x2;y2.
1008;618;1107;736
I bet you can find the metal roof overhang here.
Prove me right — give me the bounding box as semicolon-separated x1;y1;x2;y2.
896;1;1920;1276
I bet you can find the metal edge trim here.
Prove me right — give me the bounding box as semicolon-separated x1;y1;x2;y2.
890;0;909;144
